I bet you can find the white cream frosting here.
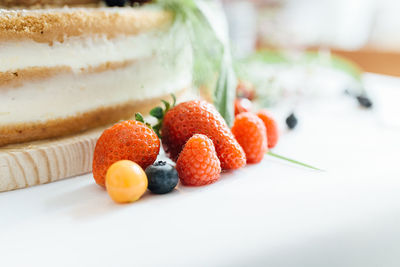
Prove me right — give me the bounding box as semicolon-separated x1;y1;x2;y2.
0;45;192;125
0;22;193;125
0;30;173;72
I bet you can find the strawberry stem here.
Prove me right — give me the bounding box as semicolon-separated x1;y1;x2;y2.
150;94;177;139
135;113;152;129
135;113;145;123
171;94;177;107
267;151;324;171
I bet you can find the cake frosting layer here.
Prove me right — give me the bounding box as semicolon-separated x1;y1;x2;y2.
0;43;192;145
0;30;171;73
0;7;172;43
0;46;192;125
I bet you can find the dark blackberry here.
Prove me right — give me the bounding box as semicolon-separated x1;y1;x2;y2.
357;95;373;109
286;113;298;130
104;0;126;7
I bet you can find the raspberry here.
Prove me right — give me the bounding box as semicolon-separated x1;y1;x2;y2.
231;112;268;164
161;100;246;170
256;110;279;149
176;134;221;186
93;120;160;186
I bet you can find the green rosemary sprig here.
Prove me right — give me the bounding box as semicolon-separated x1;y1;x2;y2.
154;0;236;126
267;151;324;171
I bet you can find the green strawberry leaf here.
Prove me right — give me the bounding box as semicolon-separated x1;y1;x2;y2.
152;123;162;139
161;100;170;112
171;93;177;107
150;107;164;120
135;113;145;123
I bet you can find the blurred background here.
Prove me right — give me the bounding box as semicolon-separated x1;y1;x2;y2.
219;0;400;129
223;0;400;76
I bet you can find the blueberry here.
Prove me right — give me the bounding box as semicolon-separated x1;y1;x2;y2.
104;0;126;7
145;161;178;194
357;95;373;109
286;112;298;130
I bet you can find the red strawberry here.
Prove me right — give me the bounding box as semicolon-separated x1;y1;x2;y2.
257;110;279;149
176;134;221;186
231;112;268;164
234;98;253;116
160;100;246;170
93;120;160;186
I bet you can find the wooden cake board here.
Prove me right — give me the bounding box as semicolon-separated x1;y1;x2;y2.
0;127;105;192
0;91;194;193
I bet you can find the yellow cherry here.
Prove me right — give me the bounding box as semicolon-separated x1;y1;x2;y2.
105;160;148;204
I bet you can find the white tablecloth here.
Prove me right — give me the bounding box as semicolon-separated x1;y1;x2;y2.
1;74;399;267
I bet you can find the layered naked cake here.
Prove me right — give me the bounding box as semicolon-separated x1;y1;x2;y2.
0;0;99;7
0;4;192;147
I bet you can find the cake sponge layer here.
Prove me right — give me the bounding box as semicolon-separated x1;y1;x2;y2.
0;0;100;7
0;92;186;147
0;7;172;44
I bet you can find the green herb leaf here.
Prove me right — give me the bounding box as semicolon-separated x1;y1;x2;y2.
155;0;236;126
212;51;235;126
328;54;363;82
244;50;363;83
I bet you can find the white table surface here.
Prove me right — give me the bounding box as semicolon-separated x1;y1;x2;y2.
1;74;400;267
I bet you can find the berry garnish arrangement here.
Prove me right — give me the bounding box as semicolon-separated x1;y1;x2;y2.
92;95;320;204
159;100;246;170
